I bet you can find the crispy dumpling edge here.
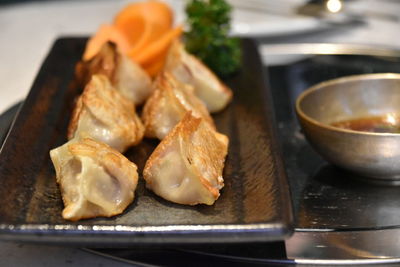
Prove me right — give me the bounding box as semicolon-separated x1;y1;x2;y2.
67;74;145;151
143;112;228;205
50;138;139;221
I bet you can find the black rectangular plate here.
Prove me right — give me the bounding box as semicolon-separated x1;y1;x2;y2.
0;38;293;245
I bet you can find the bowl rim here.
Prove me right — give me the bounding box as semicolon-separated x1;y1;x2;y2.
295;73;400;136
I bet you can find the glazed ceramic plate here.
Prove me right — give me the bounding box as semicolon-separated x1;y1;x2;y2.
0;38;293;245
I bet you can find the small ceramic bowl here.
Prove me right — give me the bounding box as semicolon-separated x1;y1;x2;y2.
296;73;400;183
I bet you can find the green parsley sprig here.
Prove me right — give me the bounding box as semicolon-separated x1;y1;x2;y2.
185;0;241;77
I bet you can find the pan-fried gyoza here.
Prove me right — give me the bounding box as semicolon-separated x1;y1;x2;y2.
76;42;153;105
142;72;215;140
164;41;233;113
143;112;228;205
68;74;144;153
50;138;138;221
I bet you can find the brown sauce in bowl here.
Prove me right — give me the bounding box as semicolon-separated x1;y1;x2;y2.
331;114;400;133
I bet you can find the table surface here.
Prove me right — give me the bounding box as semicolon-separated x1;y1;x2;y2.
1;0;400;266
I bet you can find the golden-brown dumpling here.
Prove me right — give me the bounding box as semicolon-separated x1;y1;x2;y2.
50;138;138;221
76;42;152;105
164;41;233;113
143;112;228;205
68;74;144;152
142;72;215;140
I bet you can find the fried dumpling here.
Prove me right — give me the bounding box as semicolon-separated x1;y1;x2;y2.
50;138;138;221
68;74;144;152
143;112;228;205
76;42;152;105
142;72;215;140
164;41;233;113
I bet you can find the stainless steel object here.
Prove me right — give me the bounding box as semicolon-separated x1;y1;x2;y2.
260;43;400;57
259;43;400;66
296;73;400;182
286;229;400;264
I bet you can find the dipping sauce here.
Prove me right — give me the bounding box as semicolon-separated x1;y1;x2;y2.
331;113;400;133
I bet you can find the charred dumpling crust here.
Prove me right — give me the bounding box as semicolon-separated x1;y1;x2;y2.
143;112;228;205
68;74;144;152
142;72;215;140
76;42;152;105
50;138;138;221
164;41;233;113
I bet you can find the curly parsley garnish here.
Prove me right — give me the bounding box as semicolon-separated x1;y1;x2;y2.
185;0;241;77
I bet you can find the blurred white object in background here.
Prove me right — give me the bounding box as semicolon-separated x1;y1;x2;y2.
228;0;322;36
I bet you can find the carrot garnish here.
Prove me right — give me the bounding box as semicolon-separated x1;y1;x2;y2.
83;1;183;77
